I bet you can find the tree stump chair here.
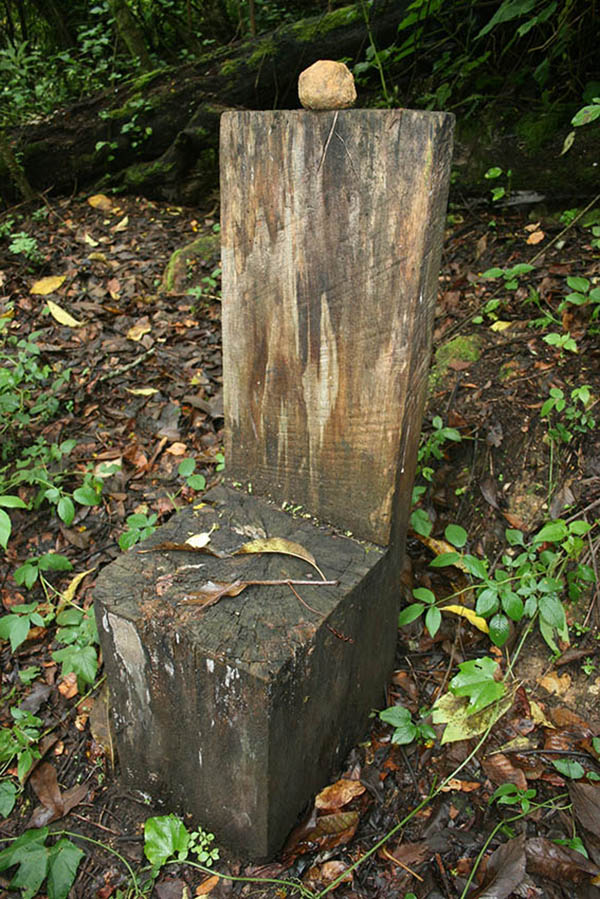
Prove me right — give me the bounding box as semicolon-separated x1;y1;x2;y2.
94;105;454;859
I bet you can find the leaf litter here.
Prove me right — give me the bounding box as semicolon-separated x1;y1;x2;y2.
0;193;599;897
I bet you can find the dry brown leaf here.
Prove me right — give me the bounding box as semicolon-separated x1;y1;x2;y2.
127;318;151;341
473;834;526;899
481;753;528;791
28;762;88;828
181;580;247;609
304;860;352;890
315;778;365;811
526;230;545;245
525;835;599;881
570;783;600;838
235;537;325;579
539;672;572;695
112;215;129;232
195;874;220;895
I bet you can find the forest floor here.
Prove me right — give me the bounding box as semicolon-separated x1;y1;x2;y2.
0;188;599;899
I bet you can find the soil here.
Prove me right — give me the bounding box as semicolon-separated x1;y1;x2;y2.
0;189;599;899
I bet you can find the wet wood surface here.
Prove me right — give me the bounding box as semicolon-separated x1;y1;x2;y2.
221;108;454;546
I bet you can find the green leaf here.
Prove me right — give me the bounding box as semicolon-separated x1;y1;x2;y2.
0;615;31;652
533;520;568;544
57;496;75;525
186;474;206;491
425;605;441;638
482;267;505;279
489;613;510;647
448;656;505;714
430;551;461;568
505;529;524;546
539;594;566;629
0;495;28;509
477;0;538;38
398;603;425;626
445;524;467;548
38;553;73;572
413;587;436;604
52;645;98;686
72;486;100;505
144;814;190;871
484;166;503;179
410;508;432;536
462;554;488;580
552;758;585;779
569;520;591;536
572;103;600;127
119;531;139;551
500;590;524;621
0;828;49;899
178;458;196;477
379;706;417;745
0;780;18;817
47;838;84;899
0;509;11;549
476;587;499;617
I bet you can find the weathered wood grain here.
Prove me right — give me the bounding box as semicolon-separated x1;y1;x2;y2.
221;109;454;545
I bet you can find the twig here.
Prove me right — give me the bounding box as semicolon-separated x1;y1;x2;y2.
381;846;424;881
98;346;156;381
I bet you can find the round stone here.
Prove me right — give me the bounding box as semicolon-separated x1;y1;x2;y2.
298;60;357;110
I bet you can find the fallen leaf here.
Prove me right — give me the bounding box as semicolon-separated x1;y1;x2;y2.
46;299;83;328
58;672;78;699
525;835;599;881
432;692;513;744
439;778;481;793
87;193;113;211
474;834;526;899
166;442;187;456
304;860;352;890
155;877;188;899
185;532;213;549
127;318;151;341
125;387;159;396
30;275;66;295
481;753;528;791
526;230;545;245
441;605;489;633
308;811;359;852
490;321;513;331
28;762;88;828
84;232;99;246
235;537;325;579
538;672;572;695
111;215;129;232
181;580;247;609
570;783;600;838
315;779;365;811
58;567;96;610
195;874;220;895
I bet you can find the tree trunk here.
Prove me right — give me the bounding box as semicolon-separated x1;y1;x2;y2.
0;2;407;205
108;0;154;72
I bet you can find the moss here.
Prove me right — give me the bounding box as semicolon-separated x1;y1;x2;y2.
220;58;240;77
161;233;220;293
248;37;276;68
123;158;177;189
130;69;164;92
430;334;482;390
292;4;360;41
516;108;566;152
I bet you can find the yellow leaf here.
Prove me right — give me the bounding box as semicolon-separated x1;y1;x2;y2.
46;299;83;328
58;567;96;611
112;215;129;232
84;232;99;247
418;535;470;574
433;691;513;744
165;442;187;456
88;251;107;263
87;193;113;211
126;320;151;341
490;321;513;332
441;605;490;633
125;387;159;396
234;537;325;579
31;275;66;296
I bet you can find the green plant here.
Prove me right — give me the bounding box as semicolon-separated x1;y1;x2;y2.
51;604;99;689
119;511;158;550
562;96;600;154
484;165;511;202
14;553;73;591
410;417;462;537
542;331;578;354
541;385;595;444
8;232;43;265
378;705;435;745
481;263;535;291
0;600;48;650
144;814;219;877
490;783;537;814
559;276;600;322
0;708;43;781
0;827;84;899
178;458;206;491
400;518;594;652
187;266;222;306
